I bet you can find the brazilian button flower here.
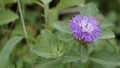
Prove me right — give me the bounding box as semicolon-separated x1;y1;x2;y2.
69;14;101;43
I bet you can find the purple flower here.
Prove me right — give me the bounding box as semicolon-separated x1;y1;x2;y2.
69;14;101;43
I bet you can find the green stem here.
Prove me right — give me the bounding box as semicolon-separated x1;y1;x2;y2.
44;3;49;28
1;26;5;32
17;0;27;39
0;0;2;7
0;0;4;9
17;0;34;68
68;62;72;68
35;2;44;7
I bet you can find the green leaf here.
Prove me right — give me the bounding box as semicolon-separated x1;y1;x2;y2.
79;3;99;16
61;44;82;63
89;62;116;68
99;31;115;39
95;40;118;53
49;10;58;23
11;22;36;42
90;50;120;66
36;58;62;68
53;21;71;34
31;46;53;58
40;0;52;4
22;55;33;63
0;9;19;25
16;59;23;68
62;56;81;63
107;11;117;22
41;30;59;52
32;30;65;58
55;31;73;42
25;10;39;23
41;30;66;58
80;46;89;63
100;18;114;29
6;60;15;68
73;61;90;68
0;36;23;68
108;39;119;54
55;0;85;10
3;0;17;4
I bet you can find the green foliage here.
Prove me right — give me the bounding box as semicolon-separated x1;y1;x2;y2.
79;3;99;16
99;17;115;40
100;31;115;39
62;56;81;63
80;46;89;63
2;0;17;4
55;31;73;42
100;18;114;29
107;11;117;22
0;9;19;25
90;50;120;67
50;0;85;23
36;59;62;68
16;59;23;68
32;30;66;58
53;21;71;34
31;45;53;58
0;0;119;68
41;0;52;4
11;22;36;41
55;0;85;10
0;36;23;68
49;10;58;23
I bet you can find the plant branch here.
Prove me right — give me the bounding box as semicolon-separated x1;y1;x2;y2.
17;0;28;39
17;0;34;68
68;62;72;68
35;2;44;7
44;4;49;28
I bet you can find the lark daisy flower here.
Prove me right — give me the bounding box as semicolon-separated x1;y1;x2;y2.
69;14;101;43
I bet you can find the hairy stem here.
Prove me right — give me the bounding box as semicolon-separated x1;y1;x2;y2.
44;3;49;27
17;0;34;68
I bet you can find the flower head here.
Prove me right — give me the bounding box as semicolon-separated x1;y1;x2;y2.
69;14;101;43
